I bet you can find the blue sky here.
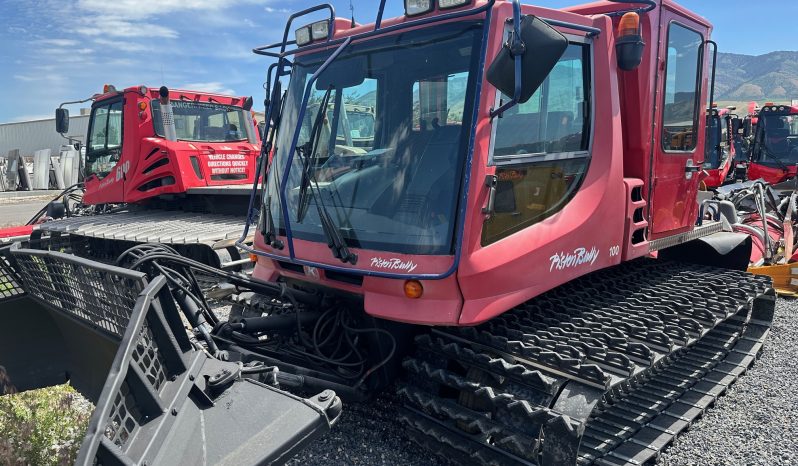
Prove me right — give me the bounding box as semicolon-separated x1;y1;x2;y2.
1;0;795;123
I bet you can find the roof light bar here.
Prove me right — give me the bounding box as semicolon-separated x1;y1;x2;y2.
405;0;433;16
295;20;330;47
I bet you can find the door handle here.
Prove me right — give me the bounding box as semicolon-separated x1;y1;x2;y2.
482;175;498;217
684;159;700;179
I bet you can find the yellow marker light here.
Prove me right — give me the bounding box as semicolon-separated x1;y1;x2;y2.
138;101;148;111
404;280;424;299
249;253;258;262
617;12;640;37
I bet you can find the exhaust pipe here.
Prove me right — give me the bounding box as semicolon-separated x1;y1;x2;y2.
159;86;177;142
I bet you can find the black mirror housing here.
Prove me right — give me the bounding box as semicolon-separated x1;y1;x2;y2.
55;108;69;134
486;15;568;104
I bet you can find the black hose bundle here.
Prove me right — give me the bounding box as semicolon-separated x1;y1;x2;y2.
115;244;395;389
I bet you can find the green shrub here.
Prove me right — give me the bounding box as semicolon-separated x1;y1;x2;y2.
0;384;92;466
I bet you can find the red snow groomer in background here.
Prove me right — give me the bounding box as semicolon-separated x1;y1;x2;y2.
703;105;735;188
26;84;262;266
746;103;798;184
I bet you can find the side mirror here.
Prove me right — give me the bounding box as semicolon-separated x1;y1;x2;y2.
486;15;568;105
55;108;69;134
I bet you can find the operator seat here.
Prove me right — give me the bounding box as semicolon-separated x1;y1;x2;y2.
766;126;790;155
391;125;461;227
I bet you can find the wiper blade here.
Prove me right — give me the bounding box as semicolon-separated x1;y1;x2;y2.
303;161;357;265
297;86;333;222
761;147;793;172
293;86;357;265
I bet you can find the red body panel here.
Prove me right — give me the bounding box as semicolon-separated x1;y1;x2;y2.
0;225;34;240
252;0;714;326
570;1;711;238
82;87;260;206
747;162;796;184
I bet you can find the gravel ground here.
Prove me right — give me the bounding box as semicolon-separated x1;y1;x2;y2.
659;298;798;466
289;299;798;466
286;391;453;466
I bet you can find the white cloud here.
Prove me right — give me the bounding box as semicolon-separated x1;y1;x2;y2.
181;82;237;96
93;38;148;52
264;6;291;14
76;0;274;19
76;17;178;39
37;38;79;47
13;74;64;83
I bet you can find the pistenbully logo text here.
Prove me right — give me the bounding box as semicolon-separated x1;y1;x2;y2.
370;257;418;273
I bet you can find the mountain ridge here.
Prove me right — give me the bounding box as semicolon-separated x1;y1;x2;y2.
717;51;798;102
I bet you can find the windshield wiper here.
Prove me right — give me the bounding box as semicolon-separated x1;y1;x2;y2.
294;86;358;265
761;146;794;172
297;86;333;222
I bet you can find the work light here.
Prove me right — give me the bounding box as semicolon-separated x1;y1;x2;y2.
311;20;329;40
295;26;312;46
438;0;471;9
405;0;433;16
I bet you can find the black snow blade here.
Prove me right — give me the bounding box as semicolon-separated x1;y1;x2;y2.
0;244;341;465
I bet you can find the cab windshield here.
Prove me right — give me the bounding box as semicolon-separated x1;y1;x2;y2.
152;100;249;142
757;114;798;164
265;21;483;255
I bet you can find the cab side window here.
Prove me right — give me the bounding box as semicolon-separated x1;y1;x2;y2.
661;23;703;152
483;43;591;245
86;99;124;178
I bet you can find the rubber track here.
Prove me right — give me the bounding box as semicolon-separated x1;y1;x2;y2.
398;260;774;465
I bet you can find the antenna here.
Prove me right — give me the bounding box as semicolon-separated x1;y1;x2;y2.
349;0;356;27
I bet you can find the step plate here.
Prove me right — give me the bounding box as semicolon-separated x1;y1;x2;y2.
398;259;774;465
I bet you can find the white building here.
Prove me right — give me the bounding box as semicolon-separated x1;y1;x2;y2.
0;114;90;158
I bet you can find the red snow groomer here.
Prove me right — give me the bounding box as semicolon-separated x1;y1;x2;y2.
746;103;798;184
1;1;776;465
11;84;262;266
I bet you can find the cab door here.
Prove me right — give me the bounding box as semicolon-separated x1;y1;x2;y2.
83;97;126;203
648;11;709;237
